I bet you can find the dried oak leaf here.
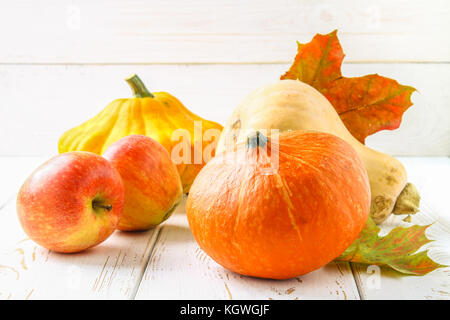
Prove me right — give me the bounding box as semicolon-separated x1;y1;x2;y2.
281;30;416;143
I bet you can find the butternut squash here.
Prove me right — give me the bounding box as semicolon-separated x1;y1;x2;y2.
216;80;419;224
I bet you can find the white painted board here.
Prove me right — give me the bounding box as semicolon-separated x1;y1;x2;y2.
0;198;160;299
0;157;449;299
351;157;450;300
0;64;448;157
135;211;360;300
0;0;449;63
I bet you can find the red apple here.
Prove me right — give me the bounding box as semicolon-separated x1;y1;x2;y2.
17;151;124;253
103;135;183;231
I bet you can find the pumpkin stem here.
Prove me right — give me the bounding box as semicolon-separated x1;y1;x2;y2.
246;131;268;149
125;74;154;98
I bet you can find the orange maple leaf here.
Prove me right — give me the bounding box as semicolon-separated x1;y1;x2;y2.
281;30;416;143
282;31;445;276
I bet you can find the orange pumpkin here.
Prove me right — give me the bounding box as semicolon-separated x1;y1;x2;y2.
186;130;370;279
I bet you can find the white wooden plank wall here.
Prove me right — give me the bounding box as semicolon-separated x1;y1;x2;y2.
1;0;449;63
0;0;449;156
0;63;448;157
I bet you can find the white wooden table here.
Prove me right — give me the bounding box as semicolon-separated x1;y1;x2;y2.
0;156;448;300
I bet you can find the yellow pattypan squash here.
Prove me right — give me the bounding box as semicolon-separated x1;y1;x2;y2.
58;74;223;193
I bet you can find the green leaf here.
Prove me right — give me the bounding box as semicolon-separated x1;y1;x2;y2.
337;217;446;275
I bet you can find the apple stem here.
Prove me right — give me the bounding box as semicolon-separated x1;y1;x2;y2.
92;202;112;212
